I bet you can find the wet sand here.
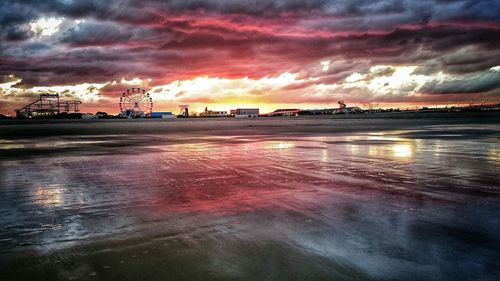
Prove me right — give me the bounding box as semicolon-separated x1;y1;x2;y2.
1;112;499;139
1;113;499;280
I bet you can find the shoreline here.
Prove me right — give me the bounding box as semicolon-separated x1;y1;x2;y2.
1;111;499;123
1;112;499;139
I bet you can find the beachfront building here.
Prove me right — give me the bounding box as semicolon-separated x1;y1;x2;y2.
264;109;301;117
299;108;337;115
199;107;227;117
232;108;259;118
342;106;364;114
151;112;176;118
81;114;99;119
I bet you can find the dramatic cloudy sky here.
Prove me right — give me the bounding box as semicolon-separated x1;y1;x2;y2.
1;0;500;114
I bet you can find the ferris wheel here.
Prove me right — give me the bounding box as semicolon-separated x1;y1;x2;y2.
119;88;153;117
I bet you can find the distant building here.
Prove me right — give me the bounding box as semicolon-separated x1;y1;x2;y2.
199;107;227;117
298;106;364;115
95;111;109;118
151;112;176;118
335;101;363;114
342;106;364;114
265;109;300;116
233;108;259;118
299;108;337;115
81;114;98;119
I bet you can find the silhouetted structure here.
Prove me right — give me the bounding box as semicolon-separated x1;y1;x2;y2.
178;105;189;117
119;88;153;118
338;100;346;114
15;94;81;118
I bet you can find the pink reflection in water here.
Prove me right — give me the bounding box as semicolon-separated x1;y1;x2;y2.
1;126;499;281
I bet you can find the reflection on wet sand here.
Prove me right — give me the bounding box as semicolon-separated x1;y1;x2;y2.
0;122;499;281
35;184;64;207
392;143;413;158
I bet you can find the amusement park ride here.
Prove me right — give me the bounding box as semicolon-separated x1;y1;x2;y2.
338;100;347;114
118;88;191;118
119;88;153;118
15;94;81;118
178;105;189;117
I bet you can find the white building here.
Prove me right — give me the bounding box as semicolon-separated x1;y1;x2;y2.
232;108;259;118
199;107;227;117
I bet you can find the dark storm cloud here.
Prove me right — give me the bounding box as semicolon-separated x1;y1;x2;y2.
0;0;499;108
2;23;499;88
0;0;114;24
439;48;500;74
4;25;34;41
147;0;329;15
0;74;19;84
2;0;499;27
0;1;36;26
1;50;159;87
420;69;500;94
60;21;141;47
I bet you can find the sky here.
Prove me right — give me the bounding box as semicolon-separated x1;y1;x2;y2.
1;0;500;115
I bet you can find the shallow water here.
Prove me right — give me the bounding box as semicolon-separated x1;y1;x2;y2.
0;120;499;280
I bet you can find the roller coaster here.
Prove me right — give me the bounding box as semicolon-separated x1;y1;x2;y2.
15;94;81;118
